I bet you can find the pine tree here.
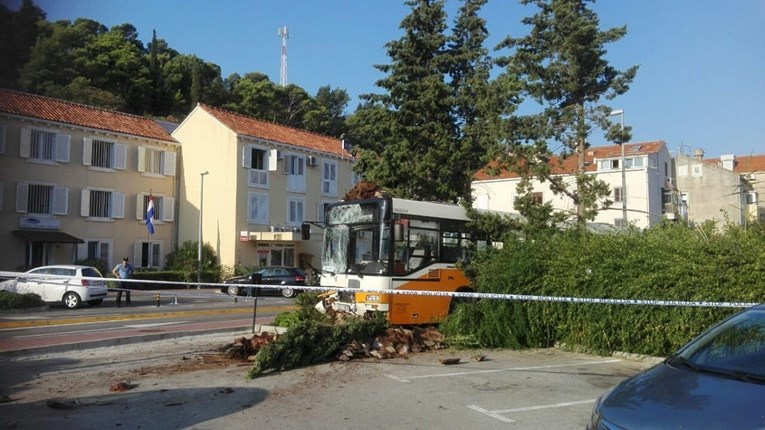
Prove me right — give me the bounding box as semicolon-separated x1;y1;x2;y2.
495;0;638;227
351;0;474;203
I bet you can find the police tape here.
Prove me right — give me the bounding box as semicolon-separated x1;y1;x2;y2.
0;270;757;308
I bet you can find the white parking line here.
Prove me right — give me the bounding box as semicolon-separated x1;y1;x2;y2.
384;359;621;383
467;399;596;423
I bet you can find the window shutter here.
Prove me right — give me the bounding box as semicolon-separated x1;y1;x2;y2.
137;146;146;172
135;194;144;219
114;144;127;170
76;242;88;261
133;242;142;267
80;189;90;216
53;186;68;215
112;191;125;218
82;138;93;166
162;196;175;221
20;128;31;158
268;149;277;171
55;134;70;162
16;183;28;213
163;151;176;176
317;202;325;223
283;154;291;174
151;242;162;268
242;145;251;168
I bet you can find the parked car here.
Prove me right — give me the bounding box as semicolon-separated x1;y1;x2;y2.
221;266;307;298
588;304;765;429
0;265;108;309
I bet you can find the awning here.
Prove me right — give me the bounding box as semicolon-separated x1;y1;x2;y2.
12;229;84;244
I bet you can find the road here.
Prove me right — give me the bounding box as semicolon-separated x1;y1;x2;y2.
0;289;295;354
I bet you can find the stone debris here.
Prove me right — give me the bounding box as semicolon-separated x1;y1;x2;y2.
439;357;461;365
219;332;277;360
109;381;136;392
337;326;447;361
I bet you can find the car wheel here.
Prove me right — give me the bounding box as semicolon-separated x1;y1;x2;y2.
227;285;240;296
281;287;295;298
63;292;82;309
88;299;103;306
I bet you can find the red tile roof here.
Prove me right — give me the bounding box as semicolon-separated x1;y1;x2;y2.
199;103;350;157
474;140;666;181
0;88;175;143
732;154;765;174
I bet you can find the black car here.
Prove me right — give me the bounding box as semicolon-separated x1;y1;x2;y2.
221;266;307;298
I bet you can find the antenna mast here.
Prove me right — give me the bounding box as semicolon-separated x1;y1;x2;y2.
278;26;288;87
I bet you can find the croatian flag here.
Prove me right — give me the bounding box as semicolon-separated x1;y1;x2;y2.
146;194;155;235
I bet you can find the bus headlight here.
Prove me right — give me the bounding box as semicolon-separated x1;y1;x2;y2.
365;294;380;302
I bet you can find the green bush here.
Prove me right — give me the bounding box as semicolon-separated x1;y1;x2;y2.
0;291;46;310
442;221;765;357
248;293;389;378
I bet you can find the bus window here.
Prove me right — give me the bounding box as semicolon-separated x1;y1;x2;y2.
408;228;438;271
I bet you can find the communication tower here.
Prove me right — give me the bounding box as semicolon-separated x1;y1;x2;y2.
278;26;288;87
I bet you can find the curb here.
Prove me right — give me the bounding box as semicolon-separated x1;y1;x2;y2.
0;324;288;358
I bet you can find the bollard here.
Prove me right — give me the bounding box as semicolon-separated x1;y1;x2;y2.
171;295;178;305
156;292;160;307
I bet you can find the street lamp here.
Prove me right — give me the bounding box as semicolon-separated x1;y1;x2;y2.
198;170;209;287
609;109;627;225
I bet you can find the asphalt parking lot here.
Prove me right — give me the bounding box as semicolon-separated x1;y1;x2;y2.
0;331;660;429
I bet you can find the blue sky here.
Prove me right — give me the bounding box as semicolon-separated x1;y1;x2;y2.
10;0;765;158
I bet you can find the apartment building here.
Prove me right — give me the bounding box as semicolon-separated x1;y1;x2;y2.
472;141;676;229
0;89;178;271
172;103;354;271
675;150;765;226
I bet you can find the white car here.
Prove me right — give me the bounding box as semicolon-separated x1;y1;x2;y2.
0;265;109;309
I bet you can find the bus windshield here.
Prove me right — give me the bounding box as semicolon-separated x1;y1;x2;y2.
321;200;391;276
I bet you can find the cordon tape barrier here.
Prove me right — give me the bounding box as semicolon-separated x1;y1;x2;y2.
0;270;758;309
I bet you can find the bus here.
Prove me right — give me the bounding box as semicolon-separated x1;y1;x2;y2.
304;197;477;325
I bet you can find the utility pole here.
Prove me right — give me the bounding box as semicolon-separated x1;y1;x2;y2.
278;26;288;87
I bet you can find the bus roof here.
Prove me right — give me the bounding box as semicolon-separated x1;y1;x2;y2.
391;198;471;222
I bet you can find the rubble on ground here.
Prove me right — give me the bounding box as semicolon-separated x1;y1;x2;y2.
220;326;447;363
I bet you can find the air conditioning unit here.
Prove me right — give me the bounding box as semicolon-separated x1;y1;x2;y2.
307;155;318;166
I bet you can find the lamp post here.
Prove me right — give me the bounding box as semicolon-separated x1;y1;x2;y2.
610;109;627;225
198;170;209;287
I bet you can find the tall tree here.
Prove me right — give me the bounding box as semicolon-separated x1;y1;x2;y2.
494;0;637;227
304;85;349;137
351;0;465;202
0;0;46;88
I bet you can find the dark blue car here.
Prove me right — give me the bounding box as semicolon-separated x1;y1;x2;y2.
221;266;307;298
588;304;765;429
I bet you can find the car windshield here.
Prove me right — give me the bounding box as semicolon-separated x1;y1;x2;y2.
675;307;765;380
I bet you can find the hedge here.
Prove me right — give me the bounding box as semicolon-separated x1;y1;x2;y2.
442;221;765;357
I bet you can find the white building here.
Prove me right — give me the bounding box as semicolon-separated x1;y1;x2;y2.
472;141;676;229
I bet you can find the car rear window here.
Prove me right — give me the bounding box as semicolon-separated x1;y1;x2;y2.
81;268;101;278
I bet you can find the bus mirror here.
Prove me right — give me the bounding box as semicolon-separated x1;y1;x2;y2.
394;223;404;241
301;223;311;240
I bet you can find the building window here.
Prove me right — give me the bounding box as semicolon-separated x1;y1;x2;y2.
322;160;338;196
20;128;70;163
138;146;175;176
134;241;163;268
81;188;124;219
625;157;643;168
250;148;267;170
284;154;306;193
532;192;543;205
248;192;269;224
613;186;624;203
83;138;126;170
92;140;113;168
136;194;174;222
78;239;112;266
287;198;304;226
30;130;55;160
598;159;620;170
16;183;68;215
317;201;333;223
243;146;270;187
